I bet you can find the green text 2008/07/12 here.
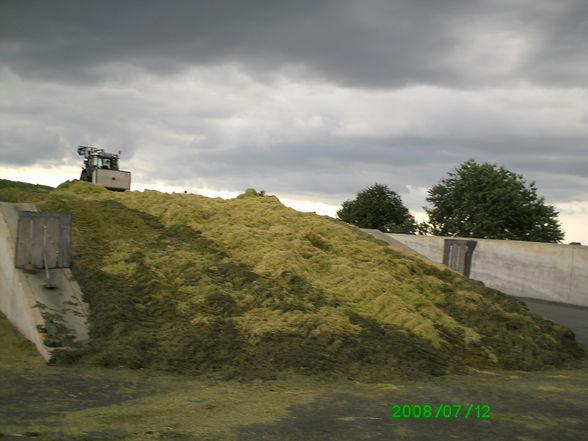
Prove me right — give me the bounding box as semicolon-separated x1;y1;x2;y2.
389;404;491;419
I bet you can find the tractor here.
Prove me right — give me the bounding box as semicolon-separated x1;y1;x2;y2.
77;146;131;191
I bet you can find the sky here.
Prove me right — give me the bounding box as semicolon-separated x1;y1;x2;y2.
1;0;587;242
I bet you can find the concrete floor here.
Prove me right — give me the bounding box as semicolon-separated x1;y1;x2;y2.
517;297;588;347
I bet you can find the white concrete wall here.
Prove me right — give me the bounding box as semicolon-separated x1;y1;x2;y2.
0;203;89;360
382;234;446;262
378;233;588;308
0;203;51;360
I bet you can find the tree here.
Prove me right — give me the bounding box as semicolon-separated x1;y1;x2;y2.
337;183;417;233
423;160;564;242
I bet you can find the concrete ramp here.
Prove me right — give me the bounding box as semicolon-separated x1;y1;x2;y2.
0;202;89;361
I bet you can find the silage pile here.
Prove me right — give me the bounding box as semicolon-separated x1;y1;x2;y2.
1;179;584;380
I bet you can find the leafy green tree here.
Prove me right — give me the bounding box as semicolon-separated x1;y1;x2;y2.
337;183;417;233
424;160;564;242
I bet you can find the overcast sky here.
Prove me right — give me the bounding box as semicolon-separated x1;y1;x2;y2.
1;0;587;242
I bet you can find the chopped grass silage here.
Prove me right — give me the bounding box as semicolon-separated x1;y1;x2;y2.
1;180;584;380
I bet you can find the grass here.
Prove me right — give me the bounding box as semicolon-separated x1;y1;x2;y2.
0;179;584;381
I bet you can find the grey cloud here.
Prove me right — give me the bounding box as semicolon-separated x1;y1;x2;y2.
141;133;588;206
0;130;59;165
1;0;587;218
517;1;588;87
1;0;339;83
3;0;586;88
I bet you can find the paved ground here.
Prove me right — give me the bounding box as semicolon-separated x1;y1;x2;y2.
517;297;588;347
2;298;587;441
1;363;587;441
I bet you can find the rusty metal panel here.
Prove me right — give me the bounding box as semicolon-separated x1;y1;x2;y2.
443;239;477;277
15;212;72;268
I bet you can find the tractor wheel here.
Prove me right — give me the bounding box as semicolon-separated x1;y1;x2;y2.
80;170;89;182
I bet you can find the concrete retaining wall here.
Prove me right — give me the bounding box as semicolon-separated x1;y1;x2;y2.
0;203;50;359
0;202;89;360
371;232;588;308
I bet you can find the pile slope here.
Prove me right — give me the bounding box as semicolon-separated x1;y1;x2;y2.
1;179;584;380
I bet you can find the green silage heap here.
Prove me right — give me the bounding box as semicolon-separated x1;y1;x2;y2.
1;179;584;380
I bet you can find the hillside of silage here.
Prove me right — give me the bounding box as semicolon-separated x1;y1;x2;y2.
1;179;584;380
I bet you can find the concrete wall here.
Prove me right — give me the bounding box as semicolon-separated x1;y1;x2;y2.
0;202;51;359
367;232;588;308
0;202;89;361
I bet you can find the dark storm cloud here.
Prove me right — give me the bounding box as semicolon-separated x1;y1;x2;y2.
517;1;588;87
2;0;586;88
1;0;336;83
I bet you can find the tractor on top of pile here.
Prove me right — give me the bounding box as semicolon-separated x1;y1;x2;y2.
77;146;131;191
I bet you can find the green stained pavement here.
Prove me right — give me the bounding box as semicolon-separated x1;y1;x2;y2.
2;311;587;441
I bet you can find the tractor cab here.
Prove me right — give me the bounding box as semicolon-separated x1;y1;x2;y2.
84;151;119;171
